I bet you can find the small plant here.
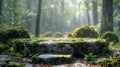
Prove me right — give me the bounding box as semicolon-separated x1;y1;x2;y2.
84;53;97;61
31;54;39;60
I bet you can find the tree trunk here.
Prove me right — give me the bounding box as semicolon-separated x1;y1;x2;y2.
12;0;18;26
60;0;65;32
100;0;113;35
92;0;98;25
35;0;42;37
26;0;32;33
87;8;90;25
0;0;2;16
85;0;90;25
54;0;58;32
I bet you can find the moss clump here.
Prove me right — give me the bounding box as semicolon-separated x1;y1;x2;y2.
0;27;30;43
65;33;73;38
40;31;53;37
13;40;28;53
72;26;98;38
101;31;119;43
54;32;63;37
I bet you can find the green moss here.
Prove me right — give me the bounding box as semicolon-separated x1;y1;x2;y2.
54;32;63;37
1;64;22;67
0;42;8;53
65;33;73;38
10;39;26;52
101;31;119;43
9;38;108;58
97;58;120;67
70;40;109;57
0;27;30;43
72;26;98;38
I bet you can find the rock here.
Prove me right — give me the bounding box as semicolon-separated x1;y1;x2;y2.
0;27;30;43
39;41;74;54
32;54;73;65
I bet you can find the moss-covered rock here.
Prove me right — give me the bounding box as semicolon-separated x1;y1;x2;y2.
70;40;109;57
40;31;53;37
9;39;34;56
101;31;119;43
0;27;30;43
46;43;74;54
31;42;48;54
72;26;98;38
54;32;63;37
11;38;108;58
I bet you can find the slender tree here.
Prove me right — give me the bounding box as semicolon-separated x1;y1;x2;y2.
78;1;83;26
92;0;98;25
26;0;32;32
12;0;18;26
85;0;90;25
35;0;42;37
100;0;113;34
60;0;65;32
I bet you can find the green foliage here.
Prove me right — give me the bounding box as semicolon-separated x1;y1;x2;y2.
1;64;22;67
40;31;53;37
109;42;120;50
0;27;30;43
72;26;98;38
97;58;120;67
8;39;30;53
1;60;22;67
14;53;23;60
31;54;39;60
101;31;119;43
84;53;97;61
0;42;8;53
54;32;63;37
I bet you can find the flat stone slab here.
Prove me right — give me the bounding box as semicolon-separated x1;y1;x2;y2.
39;54;71;59
32;54;73;65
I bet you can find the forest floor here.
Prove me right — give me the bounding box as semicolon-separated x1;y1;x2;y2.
23;59;99;67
